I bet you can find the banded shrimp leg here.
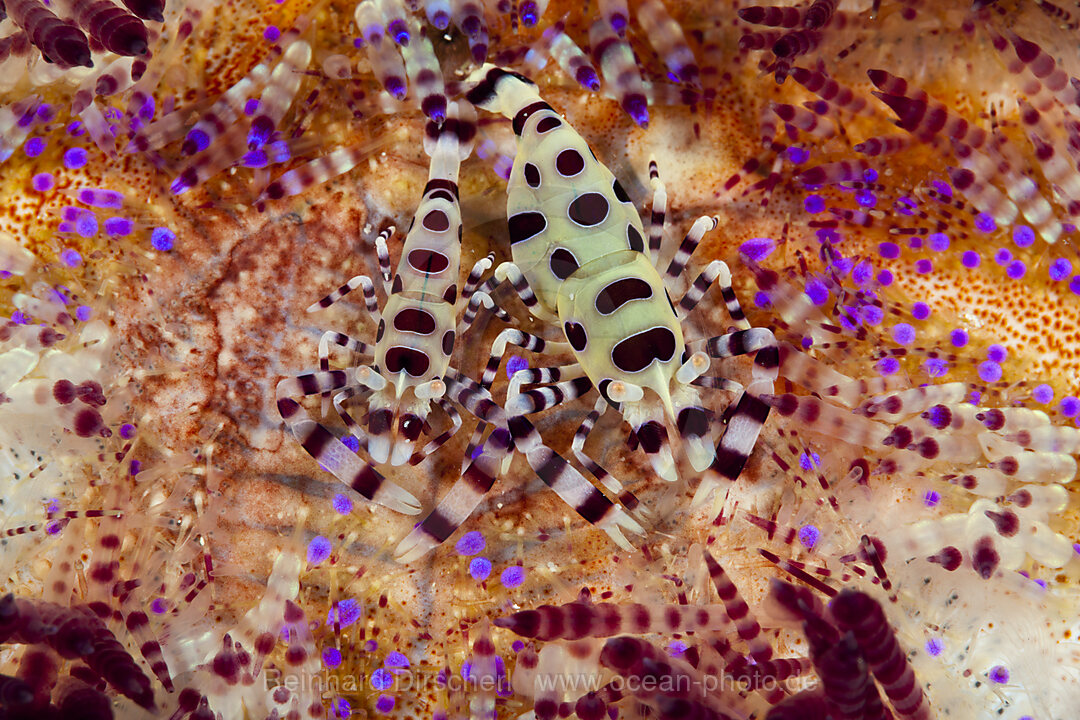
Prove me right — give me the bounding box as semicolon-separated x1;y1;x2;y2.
276;377;422;515
399;323;646;557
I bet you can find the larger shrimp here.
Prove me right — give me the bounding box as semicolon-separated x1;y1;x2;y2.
463;65;782;513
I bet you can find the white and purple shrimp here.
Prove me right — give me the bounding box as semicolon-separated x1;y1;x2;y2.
276;102;504;527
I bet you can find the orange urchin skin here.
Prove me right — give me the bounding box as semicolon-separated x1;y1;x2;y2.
2;1;1079;718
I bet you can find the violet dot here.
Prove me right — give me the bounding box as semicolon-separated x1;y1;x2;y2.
1007;260;1027;279
506;355;529;379
852;260;873;285
151;598;167;614
307;536;332;565
994;248;1012;266
341;434;359;452
64;147;87;169
322;647;342;668
877;269;893;285
119;423;136;439
667;640;688;656
264;25;281;41
931;179;952;197
45;521;62;535
370;669;393;691
332;493;352;515
987;344;1007;363
1060;396;1080;417
151;227;175;251
129;459;142;476
333;698;351;718
892;323;916;345
988;665;1009;684
862;305;884;325
961;250;981;268
925;637;944;656
754;291;771;308
385;651;409;668
797;524;820;548
512;640;525;653
856;189;876;207
923;490;941;507
60;249;82;267
950;328;968;347
970;390;982;404
863;168;878;181
1050;258;1072;281
364;640;378;652
895;196;916;215
803;194;824;214
455;530;485;556
927;232;949;251
1033;384;1054;404
105;217;133;236
242;150;268;168
469;557;492;580
978;361;1003;383
244;98;260;116
501;566;525;588
385;77;407;99
75;305;91;322
1013;225;1035;247
24;137;45;157
908;236;923;250
186;128;210;153
877;241;900;259
914;258;933;274
805;278;828;306
170;176;192;196
739;237;775;262
787;146;809;164
798;450;820;470
1070;276;1080;295
816;228;840;243
912;302;930;320
75;211;98;238
923;358;948;377
329;599;360;627
877;357;899;376
32;172;54;192
975;213;997;233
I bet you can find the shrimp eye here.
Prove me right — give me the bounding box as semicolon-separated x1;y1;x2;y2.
399;414;424;441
